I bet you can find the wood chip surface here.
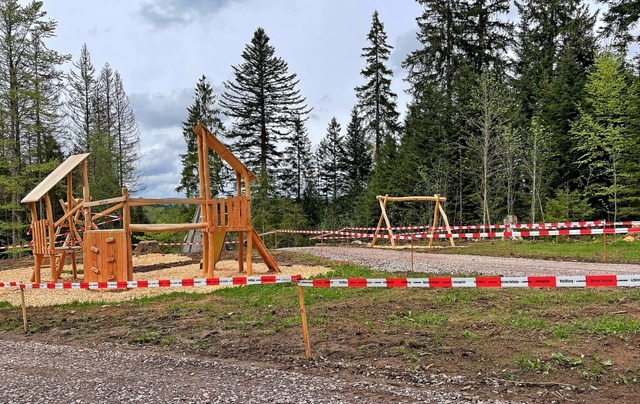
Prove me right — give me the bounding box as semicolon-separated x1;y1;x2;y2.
0;253;330;307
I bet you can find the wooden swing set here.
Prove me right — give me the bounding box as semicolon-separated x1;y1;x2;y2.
21;123;279;283
370;194;455;248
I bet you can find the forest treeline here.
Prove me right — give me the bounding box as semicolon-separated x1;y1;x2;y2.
1;0;640;248
183;0;640;234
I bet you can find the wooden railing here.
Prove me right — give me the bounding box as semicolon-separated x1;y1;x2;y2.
208;196;251;232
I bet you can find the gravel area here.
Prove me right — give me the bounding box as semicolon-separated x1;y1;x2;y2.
285;246;640;276
0;339;517;403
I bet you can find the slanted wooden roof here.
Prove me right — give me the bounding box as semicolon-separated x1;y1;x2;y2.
21;153;90;203
195;123;257;181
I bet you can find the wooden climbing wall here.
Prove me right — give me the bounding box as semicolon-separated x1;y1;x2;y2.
83;230;131;282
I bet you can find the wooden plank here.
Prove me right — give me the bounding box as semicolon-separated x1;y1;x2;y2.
83;196;125;208
21;153;90;203
238;231;244;273
94;202;124;220
129;223;208;232
128;197;204;206
44;194;55;254
196;123;257;181
251;227;280;273
376;195;447;203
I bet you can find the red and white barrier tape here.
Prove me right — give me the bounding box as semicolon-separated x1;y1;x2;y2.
344;220;640;232
309;227;640;241
298;274;640;288
6;275;302;290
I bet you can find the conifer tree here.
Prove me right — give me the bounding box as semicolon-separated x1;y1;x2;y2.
599;0;640;50
0;0;67;244
67;44;95;153
279;116;312;201
112;72;141;191
177;75;227;198
316;117;345;202
341;107;371;196
355;11;400;162
221;27;309;192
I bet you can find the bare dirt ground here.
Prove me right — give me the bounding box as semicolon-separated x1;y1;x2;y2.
0;247;639;403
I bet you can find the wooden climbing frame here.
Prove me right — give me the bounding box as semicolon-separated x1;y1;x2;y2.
370;194;455;248
22;123;280;282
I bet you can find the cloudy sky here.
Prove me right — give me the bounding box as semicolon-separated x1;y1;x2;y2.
42;0;423;197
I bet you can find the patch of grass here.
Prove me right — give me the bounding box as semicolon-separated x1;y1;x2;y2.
0;301;15;309
516;354;553;374
461;329;479;340
510;315;547;329
134;330;161;343
0;318;21;330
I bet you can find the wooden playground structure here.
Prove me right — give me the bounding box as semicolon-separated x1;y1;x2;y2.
21;123;279;283
371;194;455;248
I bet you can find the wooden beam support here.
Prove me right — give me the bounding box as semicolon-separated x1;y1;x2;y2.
129;223;208;233
83;196;126;208
379;195;395;247
128;197;204;207
376;195;447;203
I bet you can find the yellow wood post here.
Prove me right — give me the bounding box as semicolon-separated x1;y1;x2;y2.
297;285;312;359
379;195;395;247
20;287;28;333
245;174;253;275
438;203;456;247
410;236;414;272
371;211;386;247
122;188;133;280
429;194;441;248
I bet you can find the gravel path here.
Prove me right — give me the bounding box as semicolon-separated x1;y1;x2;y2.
285;246;640;276
0;339;514;403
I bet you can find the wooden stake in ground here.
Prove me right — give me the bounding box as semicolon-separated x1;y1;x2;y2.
20;287;27;333
297;285;312;359
410;236;414;272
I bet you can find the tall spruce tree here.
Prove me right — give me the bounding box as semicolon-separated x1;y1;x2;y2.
221;27;309;194
112;71;141;191
316;117;345;202
355;11;400;162
0;0;67;244
598;0;640;50
279;116;312;201
177;75;227;198
66;44;95;153
341;107;371;196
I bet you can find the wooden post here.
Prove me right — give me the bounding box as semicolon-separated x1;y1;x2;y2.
244;174;253;276
122;188;133;280
20;287;28;333
379;195;395;247
603;231;607;262
196;133;210;277
82;160;91;231
437;203;456;247
371;210;386;247
297;285;312;359
429;194;441;248
410;236;414;272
